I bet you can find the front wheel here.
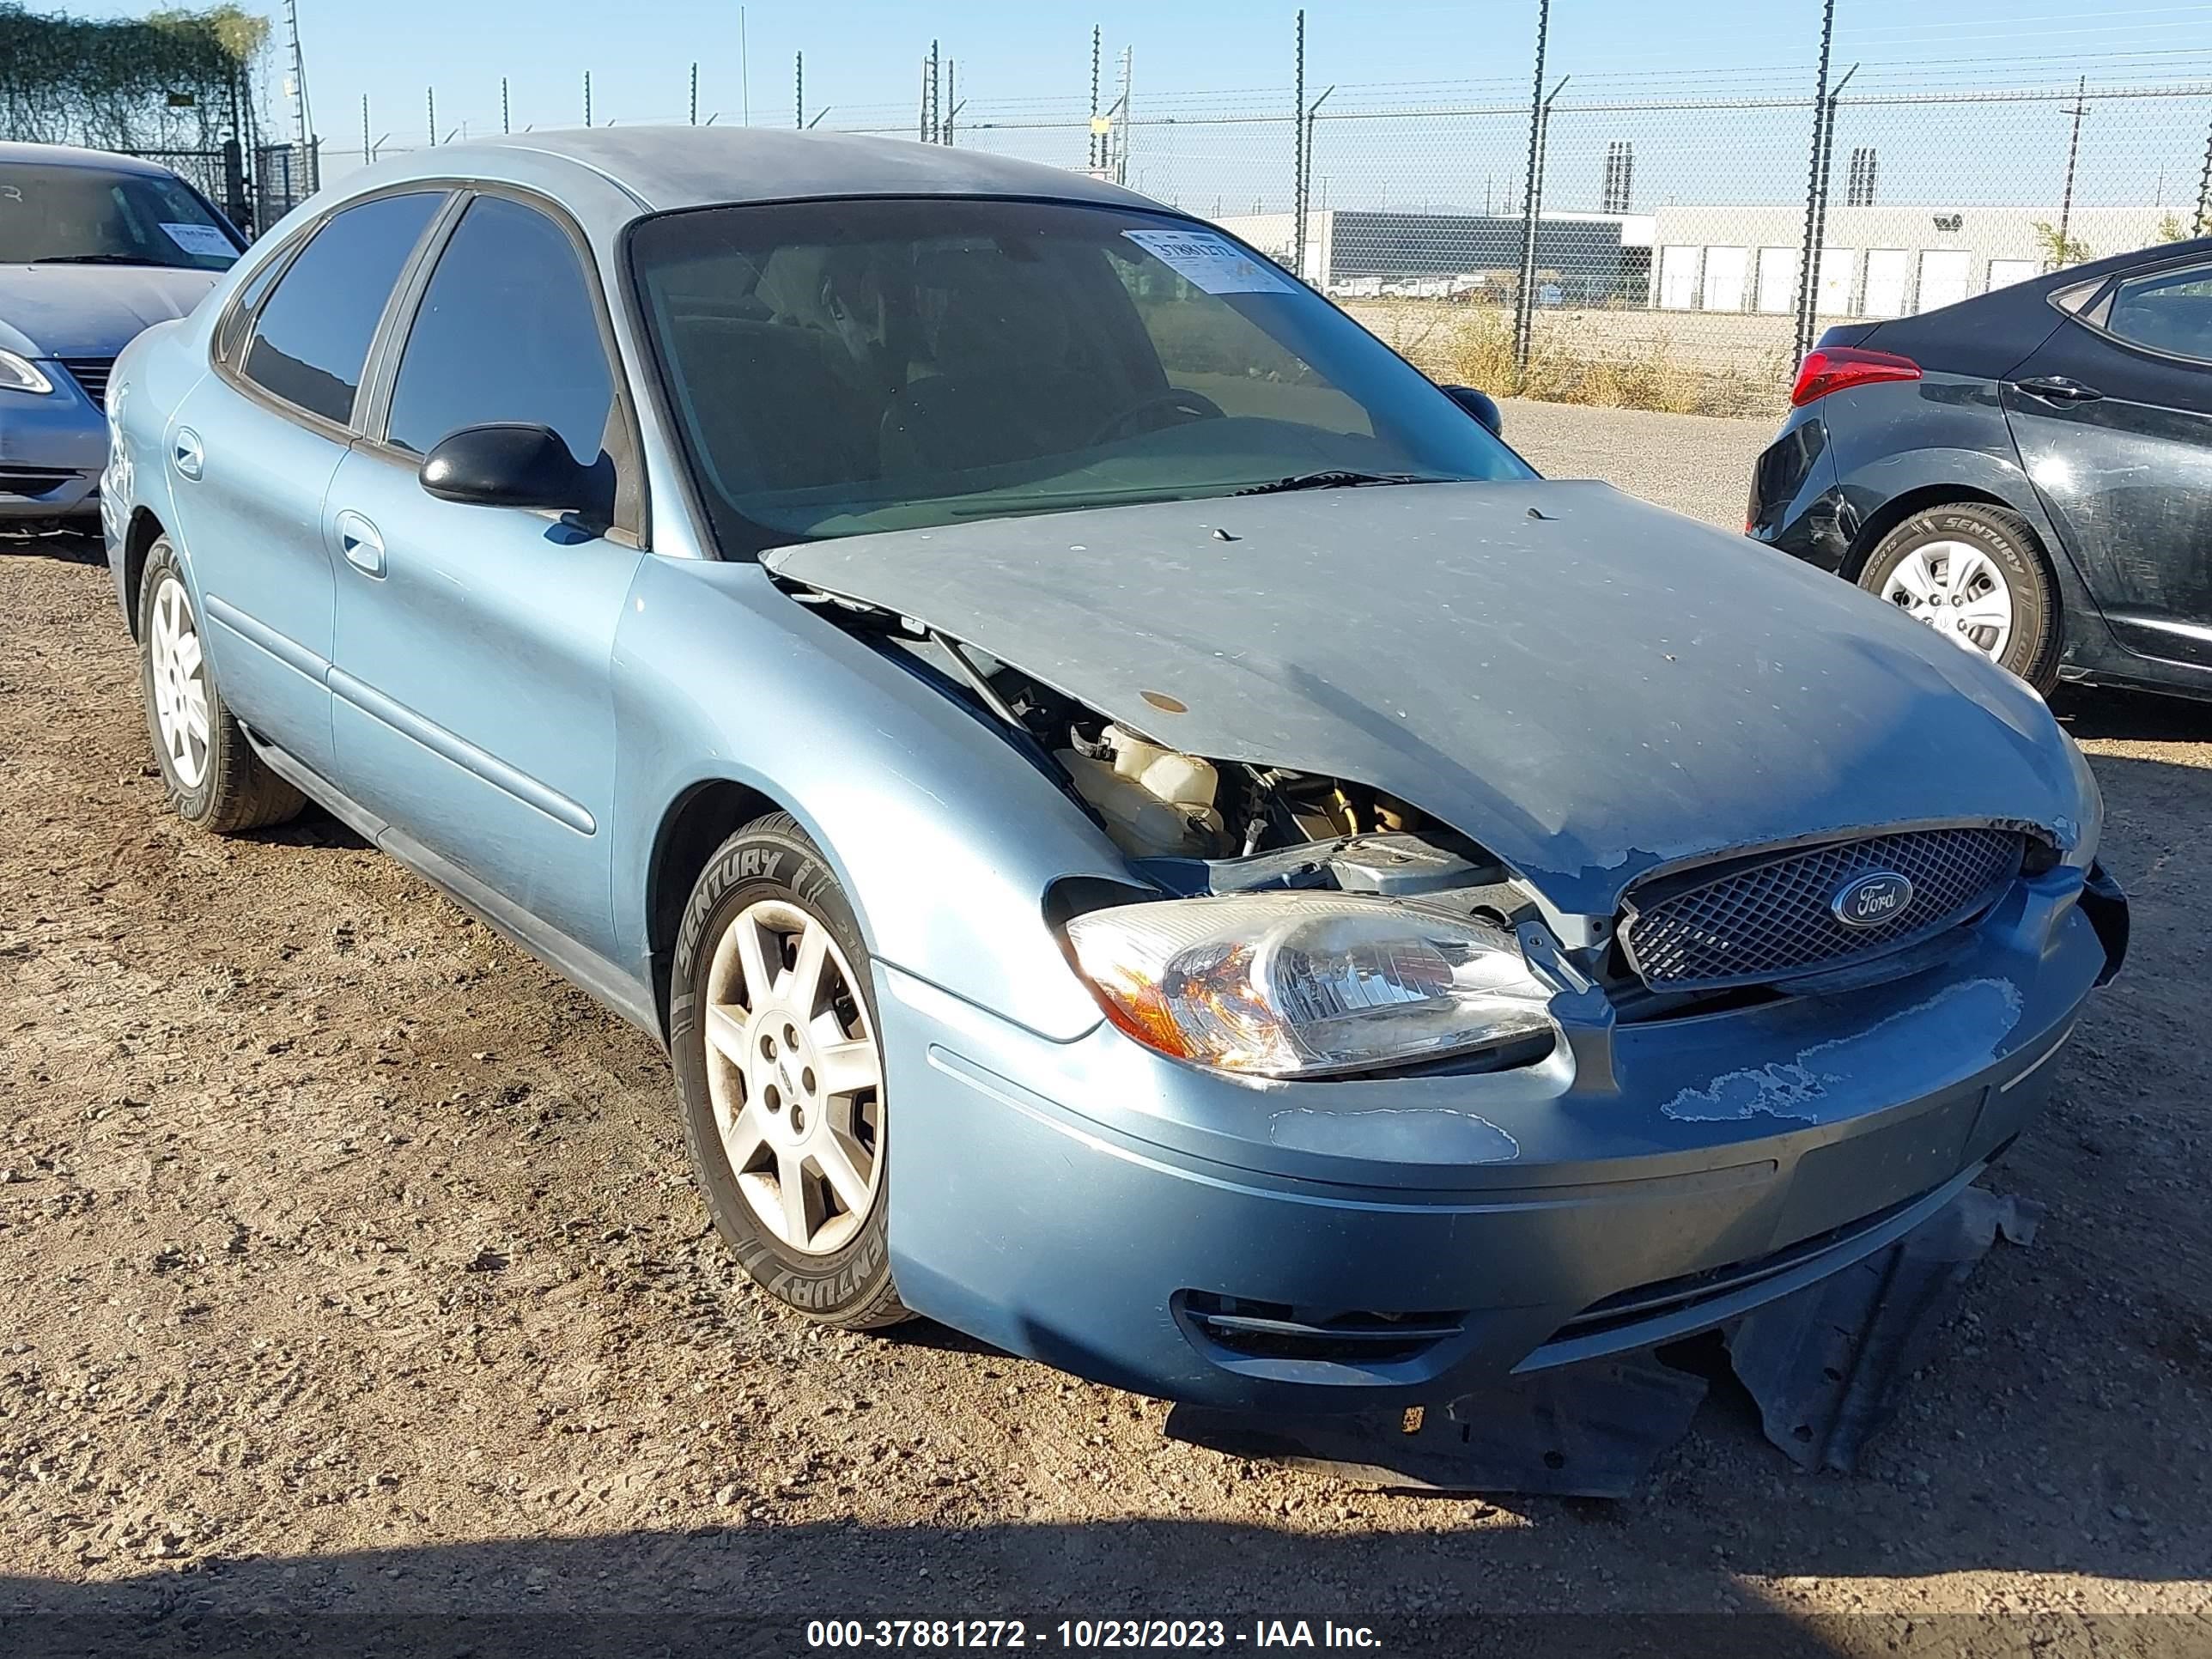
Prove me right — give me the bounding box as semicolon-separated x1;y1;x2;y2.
1857;504;2062;692
671;812;908;1329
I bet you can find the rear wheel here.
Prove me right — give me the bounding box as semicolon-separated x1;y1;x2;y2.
671;813;908;1329
137;538;306;833
1858;504;2062;692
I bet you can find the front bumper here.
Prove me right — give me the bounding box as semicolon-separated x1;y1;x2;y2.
0;373;105;520
877;866;2116;1412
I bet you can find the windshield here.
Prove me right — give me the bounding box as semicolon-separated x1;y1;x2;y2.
629;198;1533;551
0;161;241;270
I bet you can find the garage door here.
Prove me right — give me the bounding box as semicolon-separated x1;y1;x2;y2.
1988;258;2039;292
1863;249;1910;318
1701;246;1749;312
1917;249;1972;313
1756;246;1798;313
1817;247;1857;315
1658;246;1701;310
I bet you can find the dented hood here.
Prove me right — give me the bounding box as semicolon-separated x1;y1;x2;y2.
763;481;2084;914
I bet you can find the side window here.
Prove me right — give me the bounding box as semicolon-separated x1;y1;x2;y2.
2104;261;2212;363
214;240;297;364
240;191;443;425
385;195;617;467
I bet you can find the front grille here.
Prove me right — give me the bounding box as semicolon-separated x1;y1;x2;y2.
59;356;115;405
1620;826;2023;993
0;465;76;497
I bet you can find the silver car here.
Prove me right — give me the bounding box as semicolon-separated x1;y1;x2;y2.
101;129;2125;1411
1;142;241;522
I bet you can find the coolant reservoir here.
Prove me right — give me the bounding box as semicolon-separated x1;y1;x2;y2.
1060;750;1224;859
1103;725;1219;813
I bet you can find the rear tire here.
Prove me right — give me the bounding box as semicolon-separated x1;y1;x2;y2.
671;812;909;1331
137;538;306;834
1857;504;2062;693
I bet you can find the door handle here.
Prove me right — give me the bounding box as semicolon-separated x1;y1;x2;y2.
2014;375;2104;404
335;510;386;578
172;428;204;481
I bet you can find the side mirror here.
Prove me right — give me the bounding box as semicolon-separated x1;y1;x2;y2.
419;422;611;522
1441;384;1504;437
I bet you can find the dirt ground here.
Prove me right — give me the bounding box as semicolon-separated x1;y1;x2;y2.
3;517;2210;1657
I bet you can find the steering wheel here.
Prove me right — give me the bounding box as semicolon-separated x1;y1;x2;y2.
1089;388;1225;447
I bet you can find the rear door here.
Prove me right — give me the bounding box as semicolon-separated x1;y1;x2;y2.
167;189;446;778
2002;253;2212;672
324;191;643;961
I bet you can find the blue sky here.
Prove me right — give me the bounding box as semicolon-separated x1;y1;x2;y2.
46;0;2210;141
53;0;2212;209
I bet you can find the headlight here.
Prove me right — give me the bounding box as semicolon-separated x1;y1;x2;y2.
0;349;55;395
1064;894;1557;1079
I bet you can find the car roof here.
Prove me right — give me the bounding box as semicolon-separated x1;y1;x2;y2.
358;125;1158;216
0;140;178;178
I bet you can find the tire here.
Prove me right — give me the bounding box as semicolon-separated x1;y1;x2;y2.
137;538;307;834
670;811;909;1330
1857;503;2063;693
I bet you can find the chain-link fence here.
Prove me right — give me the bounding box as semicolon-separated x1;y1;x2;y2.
335;50;2212;417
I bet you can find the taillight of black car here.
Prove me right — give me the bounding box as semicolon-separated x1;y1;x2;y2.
1789;345;1923;407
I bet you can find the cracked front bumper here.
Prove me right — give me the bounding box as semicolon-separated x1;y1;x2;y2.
874;867;2116;1412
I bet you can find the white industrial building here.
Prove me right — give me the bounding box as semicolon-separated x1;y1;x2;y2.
1641;204;2176;318
1212;202;2183;319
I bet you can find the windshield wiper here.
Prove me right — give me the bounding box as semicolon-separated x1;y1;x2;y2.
27;253;171;267
1232;469;1434;495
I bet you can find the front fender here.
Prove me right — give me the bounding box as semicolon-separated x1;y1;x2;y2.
611;556;1128;1042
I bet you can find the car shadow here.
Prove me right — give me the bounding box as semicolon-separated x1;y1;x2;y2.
0;525;105;563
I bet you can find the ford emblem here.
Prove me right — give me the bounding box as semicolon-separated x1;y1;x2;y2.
1832;870;1914;929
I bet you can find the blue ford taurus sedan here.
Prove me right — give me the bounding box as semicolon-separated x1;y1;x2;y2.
102;129;2125;1411
1;142;241;522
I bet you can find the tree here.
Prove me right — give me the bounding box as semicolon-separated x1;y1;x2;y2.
2154;211;2190;243
2030;220;2094;270
0;3;267;151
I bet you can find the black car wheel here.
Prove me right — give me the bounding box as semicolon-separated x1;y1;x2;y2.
670;812;909;1330
1858;504;2063;693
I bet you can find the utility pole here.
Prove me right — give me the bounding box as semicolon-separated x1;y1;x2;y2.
690;62;699;126
918;55;929;143
943;59;958;145
1114;46;1132;185
583;69;592;128
501;76;510;134
1292;10;1305;277
1791;0;1837;362
740;5;751;125
1512;0;1550;383
2057;76;2088;262
360;93;369;164
2196;112;2212;236
1089;25;1103;170
930;40;941;143
427;86;436;147
281;0;313;159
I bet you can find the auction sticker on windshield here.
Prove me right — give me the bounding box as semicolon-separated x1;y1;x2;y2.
159;222;234;257
1122;228;1295;295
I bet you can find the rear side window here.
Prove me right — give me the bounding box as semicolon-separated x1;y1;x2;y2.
384;195;616;465
2104;260;2212;363
240;191;444;425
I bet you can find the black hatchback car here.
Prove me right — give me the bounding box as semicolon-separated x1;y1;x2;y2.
1747;235;2212;699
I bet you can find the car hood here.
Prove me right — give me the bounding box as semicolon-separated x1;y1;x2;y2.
0;264;221;359
764;481;2083;915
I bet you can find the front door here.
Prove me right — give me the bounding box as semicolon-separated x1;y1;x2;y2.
2003;254;2212;672
325;191;641;960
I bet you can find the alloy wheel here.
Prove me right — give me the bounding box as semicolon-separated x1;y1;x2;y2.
149;574;211;788
700;897;884;1255
1880;539;2015;660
